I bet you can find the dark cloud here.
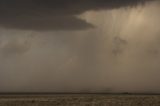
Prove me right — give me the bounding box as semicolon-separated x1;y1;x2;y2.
0;16;94;31
0;0;152;31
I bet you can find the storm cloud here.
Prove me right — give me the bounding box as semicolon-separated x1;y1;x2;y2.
0;0;152;31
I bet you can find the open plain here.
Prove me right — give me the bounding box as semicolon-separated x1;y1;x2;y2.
0;94;160;106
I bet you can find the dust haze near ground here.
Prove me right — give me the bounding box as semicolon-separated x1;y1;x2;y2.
0;0;160;93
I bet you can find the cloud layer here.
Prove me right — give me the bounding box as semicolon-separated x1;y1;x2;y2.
0;0;152;31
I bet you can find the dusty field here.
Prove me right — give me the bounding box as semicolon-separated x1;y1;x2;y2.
0;94;160;106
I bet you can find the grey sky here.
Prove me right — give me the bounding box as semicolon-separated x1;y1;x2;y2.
0;0;160;93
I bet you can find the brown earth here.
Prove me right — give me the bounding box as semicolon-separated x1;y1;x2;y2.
0;94;160;106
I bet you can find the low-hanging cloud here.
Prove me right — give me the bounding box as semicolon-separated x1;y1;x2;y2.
0;0;153;31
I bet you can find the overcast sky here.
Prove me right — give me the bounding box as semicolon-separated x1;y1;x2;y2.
0;0;160;93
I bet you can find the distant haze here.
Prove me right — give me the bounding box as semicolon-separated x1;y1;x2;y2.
0;0;160;93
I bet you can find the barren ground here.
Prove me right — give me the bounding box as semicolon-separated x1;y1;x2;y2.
0;94;160;106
